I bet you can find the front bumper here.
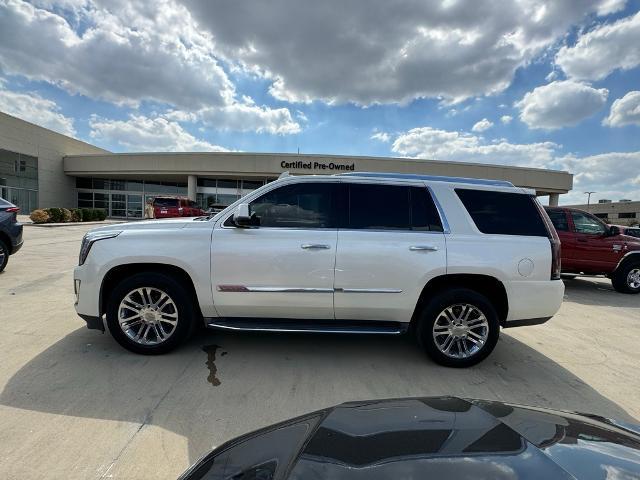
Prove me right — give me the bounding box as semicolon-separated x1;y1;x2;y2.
74;263;103;330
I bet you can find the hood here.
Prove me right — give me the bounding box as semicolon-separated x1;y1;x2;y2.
87;217;203;234
181;397;640;480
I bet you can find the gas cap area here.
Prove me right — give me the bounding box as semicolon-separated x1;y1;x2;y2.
518;258;535;277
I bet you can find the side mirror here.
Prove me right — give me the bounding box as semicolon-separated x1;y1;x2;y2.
233;203;257;227
608;225;620;237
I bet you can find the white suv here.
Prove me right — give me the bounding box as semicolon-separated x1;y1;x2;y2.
74;173;564;367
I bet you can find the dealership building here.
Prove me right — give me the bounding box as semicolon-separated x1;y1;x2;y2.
1;111;574;218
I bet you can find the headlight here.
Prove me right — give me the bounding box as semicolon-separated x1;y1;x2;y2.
79;231;122;265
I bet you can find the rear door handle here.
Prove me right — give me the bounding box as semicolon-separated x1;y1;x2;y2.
301;244;331;249
409;245;439;251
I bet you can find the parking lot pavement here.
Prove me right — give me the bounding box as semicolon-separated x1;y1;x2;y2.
0;224;638;479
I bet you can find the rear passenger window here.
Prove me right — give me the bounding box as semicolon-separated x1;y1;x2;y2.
546;209;569;232
455;189;547;236
348;184;443;231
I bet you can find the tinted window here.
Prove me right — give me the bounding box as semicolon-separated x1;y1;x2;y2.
348;184;443;231
154;198;179;207
546;209;569;232
625;228;640;238
456;189;547;236
249;182;336;228
571;211;606;235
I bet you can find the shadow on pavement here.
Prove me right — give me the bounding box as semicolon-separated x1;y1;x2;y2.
1;325;636;465
562;277;640;308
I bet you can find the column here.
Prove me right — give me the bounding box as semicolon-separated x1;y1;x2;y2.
188;175;197;202
549;193;559;207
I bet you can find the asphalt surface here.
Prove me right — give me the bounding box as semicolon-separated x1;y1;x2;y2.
0;223;639;479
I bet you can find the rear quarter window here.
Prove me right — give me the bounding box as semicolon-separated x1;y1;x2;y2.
154;198;179;207
455;189;548;236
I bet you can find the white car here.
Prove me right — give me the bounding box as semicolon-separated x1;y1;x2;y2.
74;173;564;367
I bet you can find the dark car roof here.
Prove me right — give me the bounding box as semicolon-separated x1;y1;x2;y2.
182;397;640;479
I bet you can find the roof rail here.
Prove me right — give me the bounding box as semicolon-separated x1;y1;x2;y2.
337;172;514;187
278;171;291;179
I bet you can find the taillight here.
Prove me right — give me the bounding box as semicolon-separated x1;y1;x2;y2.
533;198;562;280
6;207;19;213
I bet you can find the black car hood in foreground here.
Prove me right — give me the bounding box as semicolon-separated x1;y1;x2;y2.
180;397;640;480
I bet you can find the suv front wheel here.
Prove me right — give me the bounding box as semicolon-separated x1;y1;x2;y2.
106;272;196;354
612;260;640;294
416;288;500;367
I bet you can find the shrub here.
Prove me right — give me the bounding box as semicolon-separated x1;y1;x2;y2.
70;209;82;222
30;209;50;224
46;207;64;223
61;208;72;222
94;209;107;221
81;208;94;221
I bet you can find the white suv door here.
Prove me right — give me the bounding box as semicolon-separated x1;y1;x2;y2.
334;181;447;323
212;180;339;319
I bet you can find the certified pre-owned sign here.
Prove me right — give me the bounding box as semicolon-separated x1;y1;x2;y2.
280;160;355;171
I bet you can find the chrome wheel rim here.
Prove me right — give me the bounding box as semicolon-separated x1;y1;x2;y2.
118;287;178;345
628;268;640;290
433;303;489;359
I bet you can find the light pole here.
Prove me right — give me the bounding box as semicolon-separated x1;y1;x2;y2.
584;191;596;210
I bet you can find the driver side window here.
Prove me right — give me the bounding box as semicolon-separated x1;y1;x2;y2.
571;211;606;235
248;182;337;228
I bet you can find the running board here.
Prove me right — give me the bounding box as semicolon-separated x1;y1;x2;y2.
204;318;407;335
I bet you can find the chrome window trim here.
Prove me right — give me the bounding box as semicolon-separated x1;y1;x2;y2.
216;177;450;234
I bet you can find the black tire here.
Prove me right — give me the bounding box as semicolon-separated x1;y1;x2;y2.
611;261;640;294
0;239;9;273
106;272;197;354
561;274;578;280
416;288;500;367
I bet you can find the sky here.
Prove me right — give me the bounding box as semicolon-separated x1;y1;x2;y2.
1;0;639;204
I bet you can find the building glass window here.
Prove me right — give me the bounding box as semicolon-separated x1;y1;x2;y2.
197;178;217;188
216;193;240;206
78;192;93;208
76;177;92;189
0;148;38;212
111;180;126;191
94;193;109;210
217;179;238;190
593;213;609;219
242;180;263;190
127;195;143;218
126;180;143;191
111;193;126;217
92;178;110;190
619;212;637;219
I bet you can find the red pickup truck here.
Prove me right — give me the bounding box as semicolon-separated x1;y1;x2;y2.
545;206;640;294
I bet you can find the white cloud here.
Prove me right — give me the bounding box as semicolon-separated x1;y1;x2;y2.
603;91;640;127
0;0;234;109
596;0;627;16
515;80;608;129
167;103;301;135
184;0;609;105
555;11;640;81
0;0;300;136
370;131;391;142
552;151;640;204
89;114;228;152
471;118;493;132
500;115;513;124
0;83;75;136
391;123;640;203
391;127;557;167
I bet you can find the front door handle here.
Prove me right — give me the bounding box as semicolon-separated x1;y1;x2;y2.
301;244;331;250
409;245;439;251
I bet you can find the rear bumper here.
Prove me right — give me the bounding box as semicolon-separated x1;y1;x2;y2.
504;279;564;326
11;238;23;254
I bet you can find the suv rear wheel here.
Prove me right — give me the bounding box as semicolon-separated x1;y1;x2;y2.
105;272;196;354
612;260;640;294
416;288;500;367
